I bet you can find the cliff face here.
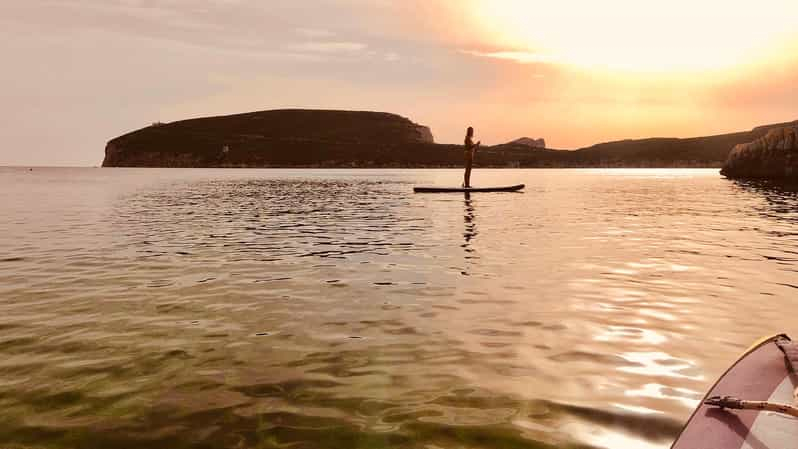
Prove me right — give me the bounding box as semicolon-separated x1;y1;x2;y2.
102;109;434;167
415;125;434;144
508;137;546;149
721;126;798;180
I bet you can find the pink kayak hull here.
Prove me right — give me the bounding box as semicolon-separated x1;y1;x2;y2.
672;334;798;449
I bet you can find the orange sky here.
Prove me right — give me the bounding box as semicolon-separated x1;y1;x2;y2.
1;1;797;164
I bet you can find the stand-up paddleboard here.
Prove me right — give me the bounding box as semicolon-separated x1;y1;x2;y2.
672;334;798;449
414;184;524;193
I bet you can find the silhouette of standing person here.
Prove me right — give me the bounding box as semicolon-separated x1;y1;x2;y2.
463;127;481;188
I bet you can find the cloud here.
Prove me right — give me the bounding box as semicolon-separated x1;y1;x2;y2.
2;1;378;58
289;41;367;53
295;28;336;38
462;49;555;65
4;0;797;165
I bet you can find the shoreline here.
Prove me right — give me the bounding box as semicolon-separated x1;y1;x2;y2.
92;163;726;169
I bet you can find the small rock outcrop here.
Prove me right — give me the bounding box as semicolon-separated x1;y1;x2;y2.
415;125;434;144
721;126;798;180
508;137;546;149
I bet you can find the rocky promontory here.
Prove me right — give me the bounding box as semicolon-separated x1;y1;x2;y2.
103;109;436;168
508;137;546;149
721;126;798;180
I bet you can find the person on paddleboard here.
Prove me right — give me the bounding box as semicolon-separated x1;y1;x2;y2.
463;126;481;188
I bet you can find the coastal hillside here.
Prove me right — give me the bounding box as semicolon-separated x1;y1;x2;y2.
571;120;798;167
102;109;798;168
103;109;435;167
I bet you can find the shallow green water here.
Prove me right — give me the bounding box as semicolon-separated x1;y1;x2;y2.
1;168;796;448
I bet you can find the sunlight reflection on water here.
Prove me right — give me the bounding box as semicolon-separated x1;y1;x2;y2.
0;168;797;449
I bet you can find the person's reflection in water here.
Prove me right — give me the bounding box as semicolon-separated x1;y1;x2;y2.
462;193;478;275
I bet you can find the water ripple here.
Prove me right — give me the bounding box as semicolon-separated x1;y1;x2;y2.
0;167;796;448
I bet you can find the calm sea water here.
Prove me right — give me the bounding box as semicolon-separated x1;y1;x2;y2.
1;167;797;449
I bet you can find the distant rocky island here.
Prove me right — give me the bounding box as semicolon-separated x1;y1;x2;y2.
508;137;546;149
102;109;798;171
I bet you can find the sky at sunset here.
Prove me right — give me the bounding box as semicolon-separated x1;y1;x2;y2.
2;0;798;166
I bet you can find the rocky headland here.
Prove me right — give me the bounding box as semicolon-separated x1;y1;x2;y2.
102;109;798;169
103;109;436;168
508;137;546;149
721;126;798;180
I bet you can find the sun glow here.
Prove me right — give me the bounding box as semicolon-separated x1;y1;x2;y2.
464;0;798;73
